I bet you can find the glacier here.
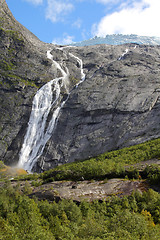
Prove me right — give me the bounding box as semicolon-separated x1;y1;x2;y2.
70;34;160;47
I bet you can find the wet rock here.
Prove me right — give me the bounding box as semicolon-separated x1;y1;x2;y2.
39;44;160;170
1;0;160;171
0;0;81;165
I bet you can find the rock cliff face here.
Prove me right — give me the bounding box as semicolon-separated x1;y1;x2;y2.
0;0;53;163
1;0;160;171
38;44;160;170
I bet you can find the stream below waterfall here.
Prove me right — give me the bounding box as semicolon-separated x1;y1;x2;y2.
18;47;85;172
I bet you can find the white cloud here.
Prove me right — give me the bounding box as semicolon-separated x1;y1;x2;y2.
46;0;74;23
72;19;82;29
96;0;121;4
93;0;160;37
24;0;43;5
52;34;75;45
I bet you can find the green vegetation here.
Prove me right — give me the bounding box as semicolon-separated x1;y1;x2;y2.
0;165;27;182
0;161;5;170
143;165;160;185
0;183;160;240
0;27;39;88
0;27;24;43
0;60;14;71
1;138;160;239
0;71;38;88
38;138;160;182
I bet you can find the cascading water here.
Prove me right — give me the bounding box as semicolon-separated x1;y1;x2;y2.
18;77;61;171
118;48;129;60
69;53;85;86
18;47;85;171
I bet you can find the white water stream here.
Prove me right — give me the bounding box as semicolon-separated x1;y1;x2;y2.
118;48;129;60
18;47;85;171
69;53;85;86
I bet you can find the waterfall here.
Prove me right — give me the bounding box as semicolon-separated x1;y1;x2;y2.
118;48;129;60
69;53;85;86
18;78;61;171
18;47;85;171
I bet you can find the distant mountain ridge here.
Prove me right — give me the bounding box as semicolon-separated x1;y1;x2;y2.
71;34;160;46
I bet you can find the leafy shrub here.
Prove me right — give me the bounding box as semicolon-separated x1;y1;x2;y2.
40;138;160;182
143;165;160;185
0;183;160;239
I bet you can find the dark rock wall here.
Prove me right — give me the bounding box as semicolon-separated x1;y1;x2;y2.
0;0;54;164
38;45;160;170
1;0;160;171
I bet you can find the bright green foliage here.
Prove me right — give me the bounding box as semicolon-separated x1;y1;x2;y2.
0;183;160;240
1;138;160;239
0;183;55;240
40;138;160;182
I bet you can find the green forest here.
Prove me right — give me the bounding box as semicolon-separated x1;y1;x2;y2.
0;138;160;240
0;183;160;240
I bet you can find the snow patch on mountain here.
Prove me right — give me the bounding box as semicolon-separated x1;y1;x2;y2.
70;34;160;47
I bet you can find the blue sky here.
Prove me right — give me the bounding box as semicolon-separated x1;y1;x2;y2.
6;0;160;44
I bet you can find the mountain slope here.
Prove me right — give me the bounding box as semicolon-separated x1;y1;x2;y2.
0;0;54;163
38;44;160;170
1;0;160;172
0;0;84;168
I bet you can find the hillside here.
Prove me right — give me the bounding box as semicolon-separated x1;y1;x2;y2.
1;0;160;173
0;138;160;239
1;1;160;239
0;0;54;166
1;137;160;201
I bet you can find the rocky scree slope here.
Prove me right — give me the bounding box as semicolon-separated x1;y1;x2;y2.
1;0;160;171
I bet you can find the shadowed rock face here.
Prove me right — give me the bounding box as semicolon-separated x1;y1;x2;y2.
1;0;160;171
